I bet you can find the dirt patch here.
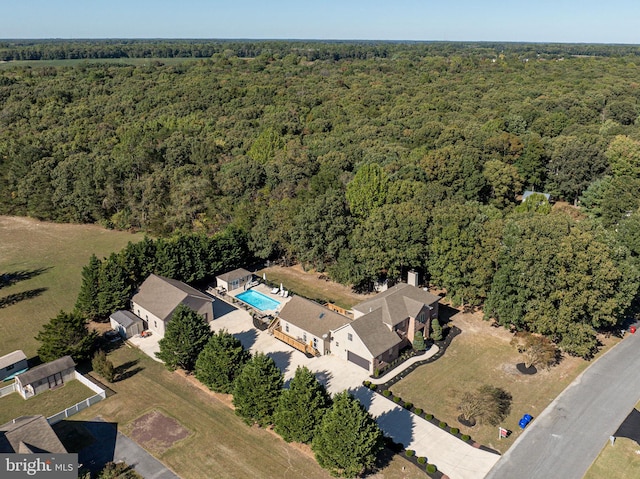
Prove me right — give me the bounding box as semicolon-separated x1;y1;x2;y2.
129;409;190;454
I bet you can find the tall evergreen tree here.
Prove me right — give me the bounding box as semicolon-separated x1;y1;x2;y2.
273;366;331;444
36;310;98;362
232;353;283;427
312;391;383;478
75;253;102;321
155;304;212;371
195;329;251;393
96;252;131;320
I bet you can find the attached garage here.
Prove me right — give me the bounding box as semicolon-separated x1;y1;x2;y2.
347;350;370;371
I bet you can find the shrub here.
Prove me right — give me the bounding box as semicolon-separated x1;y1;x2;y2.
363;380;371;387
404;402;413;409
383;390;391;397
405;449;415;457
427;464;437;474
439;421;447;429
92;350;115;382
450;427;459;434
417;456;426;465
414;408;422;416
461;434;470;441
374;369;380;377
369;383;377;391
425;413;433;420
393;396;401;404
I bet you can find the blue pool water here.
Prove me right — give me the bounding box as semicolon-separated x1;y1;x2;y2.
236;290;281;311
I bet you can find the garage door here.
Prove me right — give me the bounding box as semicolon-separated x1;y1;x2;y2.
347;351;370;371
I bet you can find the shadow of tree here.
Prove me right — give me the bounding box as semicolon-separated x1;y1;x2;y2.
0;267;51;289
267;350;292;374
0;287;48;309
313;369;333;390
350;385;375;411
374;404;417;451
114;359;143;382
234;328;258;350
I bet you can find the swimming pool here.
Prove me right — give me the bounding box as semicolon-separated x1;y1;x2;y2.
236;290;281;311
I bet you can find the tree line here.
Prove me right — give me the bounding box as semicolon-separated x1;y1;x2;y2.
7;41;639;357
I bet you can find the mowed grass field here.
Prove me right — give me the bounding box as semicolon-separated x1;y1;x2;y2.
0;215;141;358
72;345;423;479
584;401;640;479
0;215;424;479
391;312;618;453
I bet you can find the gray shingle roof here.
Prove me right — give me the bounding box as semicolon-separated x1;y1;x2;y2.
16;356;75;386
0;415;67;453
109;310;142;329
131;274;212;322
216;268;252;283
349;310;402;358
278;296;350;338
0;350;27;370
353;283;440;327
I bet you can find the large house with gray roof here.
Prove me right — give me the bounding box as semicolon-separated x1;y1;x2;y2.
274;282;440;374
0;415;67;454
131;274;214;338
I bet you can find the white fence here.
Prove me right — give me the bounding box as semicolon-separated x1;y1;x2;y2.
0;382;17;398
46;371;106;425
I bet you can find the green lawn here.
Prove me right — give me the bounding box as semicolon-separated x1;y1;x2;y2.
391;312;607;453
0;379;95;424
584;402;640;479
72;345;424;479
0;216;141;358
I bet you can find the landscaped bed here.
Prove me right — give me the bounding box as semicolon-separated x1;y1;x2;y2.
390;310;618;453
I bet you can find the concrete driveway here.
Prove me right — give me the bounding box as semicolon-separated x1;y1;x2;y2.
211;296;500;479
128;332;162;362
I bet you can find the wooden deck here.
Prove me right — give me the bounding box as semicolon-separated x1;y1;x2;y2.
272;328;319;357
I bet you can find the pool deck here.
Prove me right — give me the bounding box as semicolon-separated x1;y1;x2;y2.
227;283;292;314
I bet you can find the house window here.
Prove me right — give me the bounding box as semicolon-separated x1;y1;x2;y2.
418;312;426;323
335;342;339;348
348;333;353;341
285;323;289;333
303;333;307;342
154;321;157;328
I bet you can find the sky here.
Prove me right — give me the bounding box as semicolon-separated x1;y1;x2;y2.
3;0;640;44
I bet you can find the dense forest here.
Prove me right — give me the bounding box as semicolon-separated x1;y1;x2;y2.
2;41;640;356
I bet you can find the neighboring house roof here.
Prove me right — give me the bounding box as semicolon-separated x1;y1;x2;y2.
348;309;403;358
353;283;440;327
522;190;551;202
110;310;142;329
0;415;67;453
16;356;75;386
131;274;212;322
216;268;252;283
0;350;27;370
278;296;350;338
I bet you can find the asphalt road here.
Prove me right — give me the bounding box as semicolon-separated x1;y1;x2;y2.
486;331;640;479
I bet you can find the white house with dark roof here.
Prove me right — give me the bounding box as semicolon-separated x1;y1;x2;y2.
332;283;440;373
277;296;350;355
216;268;253;292
131;274;214;338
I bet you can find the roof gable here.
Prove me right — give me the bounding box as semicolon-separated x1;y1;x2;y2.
348;310;402;358
353;283;440;326
278;296;350;338
0;416;67;454
16;356;74;385
131;274;211;322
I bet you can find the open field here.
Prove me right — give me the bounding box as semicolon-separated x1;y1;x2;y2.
0;379;94;424
0;216;141;358
258;264;371;309
391;311;620;453
74;344;424;479
584;401;640;479
0;57;203;69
